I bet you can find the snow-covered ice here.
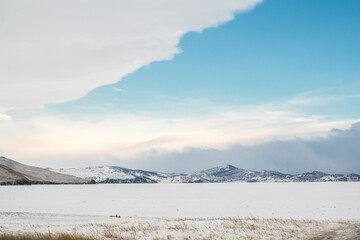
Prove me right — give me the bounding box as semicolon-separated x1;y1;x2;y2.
0;182;359;220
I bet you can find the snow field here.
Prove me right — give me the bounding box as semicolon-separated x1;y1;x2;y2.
0;182;359;220
1;212;359;240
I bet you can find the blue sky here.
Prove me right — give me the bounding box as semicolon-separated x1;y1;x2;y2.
0;0;359;173
46;0;360;119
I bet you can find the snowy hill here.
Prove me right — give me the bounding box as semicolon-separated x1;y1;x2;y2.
170;165;293;183
55;166;183;183
0;157;93;185
175;165;360;183
54;164;360;183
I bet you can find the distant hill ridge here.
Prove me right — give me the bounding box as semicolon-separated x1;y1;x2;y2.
0;157;93;185
2;157;359;185
55;164;360;184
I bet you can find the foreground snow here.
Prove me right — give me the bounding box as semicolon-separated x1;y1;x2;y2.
1;212;359;240
1;183;359;239
0;182;359;220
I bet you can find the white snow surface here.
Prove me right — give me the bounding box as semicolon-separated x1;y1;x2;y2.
0;182;359;220
2;212;359;240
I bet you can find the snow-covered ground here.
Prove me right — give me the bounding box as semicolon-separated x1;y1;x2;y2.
0;182;359;220
1;212;359;240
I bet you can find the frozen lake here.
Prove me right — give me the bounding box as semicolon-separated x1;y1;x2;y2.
1;182;359;220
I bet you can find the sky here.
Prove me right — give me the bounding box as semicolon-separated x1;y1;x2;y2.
0;0;360;173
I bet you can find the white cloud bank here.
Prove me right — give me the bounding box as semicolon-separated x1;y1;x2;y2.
0;107;357;168
0;0;262;109
129;121;360;174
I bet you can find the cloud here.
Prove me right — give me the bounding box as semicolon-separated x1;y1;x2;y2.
0;0;262;109
286;85;360;107
0;108;11;120
0;114;11;121
0;105;357;169
126;121;360;174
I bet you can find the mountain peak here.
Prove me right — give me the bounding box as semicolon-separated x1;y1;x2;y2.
219;164;237;171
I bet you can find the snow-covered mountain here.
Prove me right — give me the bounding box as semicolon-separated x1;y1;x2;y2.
55;166;183;183
3;156;358;185
0;157;93;185
177;165;360;183
170;165;292;183
54;164;360;183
